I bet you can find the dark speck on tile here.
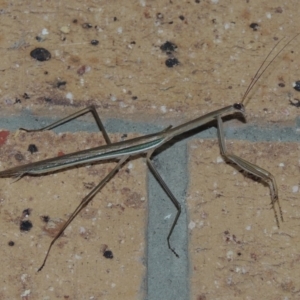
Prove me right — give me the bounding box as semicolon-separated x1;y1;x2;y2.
20;220;33;232
8;241;15;246
91;39;99;46
103;250;113;259
249;22;259;31
30;48;51;61
165;58;179;68
28;144;38;154
160;41;177;53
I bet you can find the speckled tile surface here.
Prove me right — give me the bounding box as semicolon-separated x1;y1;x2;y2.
0;131;147;299
188;140;300;299
0;1;299;299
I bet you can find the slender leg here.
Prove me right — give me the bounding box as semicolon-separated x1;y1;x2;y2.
216;115;283;227
38;155;129;271
147;150;181;257
20;106;112;145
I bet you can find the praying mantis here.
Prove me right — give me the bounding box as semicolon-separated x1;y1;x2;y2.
0;35;297;272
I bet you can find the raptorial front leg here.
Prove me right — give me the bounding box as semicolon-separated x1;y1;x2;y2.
216;115;283;227
146;151;181;257
20;106;112;145
37;155;129;272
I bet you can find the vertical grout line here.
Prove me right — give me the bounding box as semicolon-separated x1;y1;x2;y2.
146;141;190;300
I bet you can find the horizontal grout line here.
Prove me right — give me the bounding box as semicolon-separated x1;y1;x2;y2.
0;114;299;142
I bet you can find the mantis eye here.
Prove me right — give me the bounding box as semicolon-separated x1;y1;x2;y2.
233;103;244;111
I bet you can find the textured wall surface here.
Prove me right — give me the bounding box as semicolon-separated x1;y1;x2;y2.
0;1;299;299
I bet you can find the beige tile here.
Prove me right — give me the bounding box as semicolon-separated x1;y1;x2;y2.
0;0;300;299
188;140;300;299
0;131;147;299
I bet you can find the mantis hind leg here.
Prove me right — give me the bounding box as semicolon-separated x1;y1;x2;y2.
37;155;129;271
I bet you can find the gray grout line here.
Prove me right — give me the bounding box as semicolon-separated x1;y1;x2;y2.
147;140;189;300
0;113;299;300
0;113;299;141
